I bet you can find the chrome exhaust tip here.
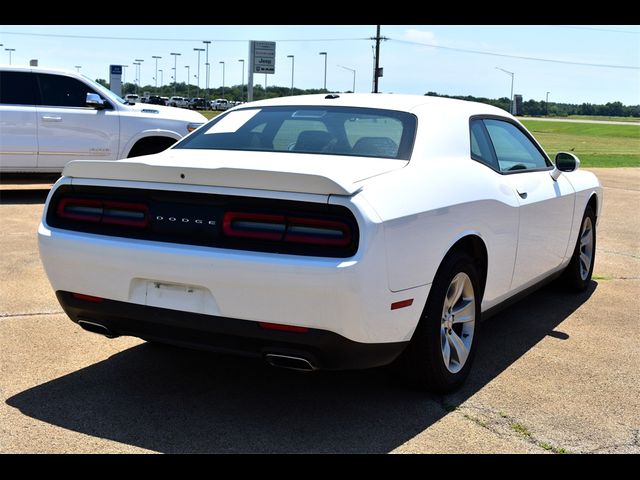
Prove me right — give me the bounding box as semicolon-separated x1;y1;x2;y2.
77;319;117;338
265;353;317;372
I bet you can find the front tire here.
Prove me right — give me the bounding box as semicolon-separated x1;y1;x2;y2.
561;205;596;291
396;251;481;393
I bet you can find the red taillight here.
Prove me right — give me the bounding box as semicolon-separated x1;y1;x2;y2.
258;322;309;333
223;211;352;247
223;212;286;241
285;216;352;246
57;198;149;228
56;198;103;223
72;293;104;303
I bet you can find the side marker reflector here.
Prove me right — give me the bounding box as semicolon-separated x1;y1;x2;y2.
390;299;413;310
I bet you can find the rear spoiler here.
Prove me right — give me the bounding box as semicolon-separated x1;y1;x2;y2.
63;160;361;196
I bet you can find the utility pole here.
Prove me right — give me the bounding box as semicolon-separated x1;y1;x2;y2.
371;25;387;93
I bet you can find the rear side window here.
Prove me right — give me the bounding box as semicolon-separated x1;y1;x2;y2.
0;71;39;105
36;73;98;108
470;120;499;171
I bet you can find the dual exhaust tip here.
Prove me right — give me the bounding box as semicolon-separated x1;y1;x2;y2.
77;320;317;372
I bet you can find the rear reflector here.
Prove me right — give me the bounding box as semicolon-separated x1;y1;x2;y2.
390;299;413;310
258;322;309;333
57;198;149;228
72;293;105;303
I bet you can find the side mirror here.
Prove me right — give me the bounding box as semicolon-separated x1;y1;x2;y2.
86;93;107;110
550;151;580;181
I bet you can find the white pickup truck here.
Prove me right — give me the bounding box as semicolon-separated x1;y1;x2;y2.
168;96;190;108
0;66;207;172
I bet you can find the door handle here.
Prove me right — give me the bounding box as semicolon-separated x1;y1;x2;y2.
42;116;62;122
516;189;527;199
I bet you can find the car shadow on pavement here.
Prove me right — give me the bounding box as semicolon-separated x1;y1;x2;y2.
6;282;596;453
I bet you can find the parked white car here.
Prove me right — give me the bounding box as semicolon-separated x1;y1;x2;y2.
124;94;139;104
38;93;602;392
0;66;207;172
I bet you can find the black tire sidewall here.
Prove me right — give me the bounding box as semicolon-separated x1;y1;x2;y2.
403;251;482;392
564;205;596;291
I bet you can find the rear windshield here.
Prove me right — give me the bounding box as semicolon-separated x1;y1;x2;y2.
174;106;417;160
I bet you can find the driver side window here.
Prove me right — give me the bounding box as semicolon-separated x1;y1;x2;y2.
483;119;550;172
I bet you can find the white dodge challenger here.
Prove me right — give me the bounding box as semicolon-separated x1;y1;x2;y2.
38;94;602;392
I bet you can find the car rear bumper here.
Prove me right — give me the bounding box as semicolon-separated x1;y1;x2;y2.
38;210;429;344
57;291;408;370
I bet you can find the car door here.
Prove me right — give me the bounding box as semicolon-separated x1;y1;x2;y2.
481;118;575;291
34;72;120;169
0;70;38;170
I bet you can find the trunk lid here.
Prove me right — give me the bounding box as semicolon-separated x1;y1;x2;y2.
62;149;408;196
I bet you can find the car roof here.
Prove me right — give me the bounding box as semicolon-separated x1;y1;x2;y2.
0;64;88;77
240;93;508;117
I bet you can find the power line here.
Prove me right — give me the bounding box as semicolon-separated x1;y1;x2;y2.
0;31;369;43
391;38;640;70
555;25;640;35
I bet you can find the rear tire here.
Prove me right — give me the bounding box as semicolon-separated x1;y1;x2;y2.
561;205;596;292
395;251;481;393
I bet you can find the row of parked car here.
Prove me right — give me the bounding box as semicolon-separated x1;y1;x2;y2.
123;94;241;111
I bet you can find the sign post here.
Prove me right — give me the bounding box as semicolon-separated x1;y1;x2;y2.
248;41;275;102
109;65;123;96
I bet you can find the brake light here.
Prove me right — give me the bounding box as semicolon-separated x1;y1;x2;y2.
223;212;286;241
223;211;352;247
57;198;149;228
285;217;352;246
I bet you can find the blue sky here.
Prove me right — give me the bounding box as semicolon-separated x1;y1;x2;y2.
1;25;638;105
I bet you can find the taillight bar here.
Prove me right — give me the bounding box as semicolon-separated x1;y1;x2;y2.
56;197;149;228
223;211;352;247
223;212;286;241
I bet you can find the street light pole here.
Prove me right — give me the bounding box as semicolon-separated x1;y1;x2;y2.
337;65;356;93
495;67;514;114
132;61;141;93
219;61;225;99
135;59;144;88
238;59;245;102
185;65;190;98
546;91;550;115
287;55;295;95
203;41;211;101
194;48;205;97
75;65;82;73
158;69;163;87
319;52;327;91
170;53;181;96
152;56;162;88
5;48;16;65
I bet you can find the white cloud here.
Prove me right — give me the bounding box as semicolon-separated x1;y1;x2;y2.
402;29;438;49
